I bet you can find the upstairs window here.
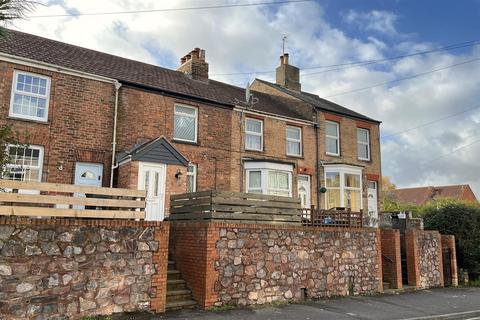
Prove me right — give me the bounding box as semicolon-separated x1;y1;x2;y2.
186;163;197;193
10;71;50;122
174;105;198;142
3;145;44;182
357;128;370;161
286;126;302;156
325;121;340;156
245;118;263;151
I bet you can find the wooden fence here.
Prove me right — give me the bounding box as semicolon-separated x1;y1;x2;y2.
301;207;363;228
0;180;146;219
170;190;302;225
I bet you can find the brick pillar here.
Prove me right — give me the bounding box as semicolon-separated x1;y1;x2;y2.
436;232;445;287
380;229;403;289
151;222;170;313
441;235;458;287
376;228;384;293
405;230;421;288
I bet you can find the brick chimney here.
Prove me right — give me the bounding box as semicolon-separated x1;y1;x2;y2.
276;53;301;91
177;48;209;81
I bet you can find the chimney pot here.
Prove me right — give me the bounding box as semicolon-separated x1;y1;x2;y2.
284;53;289;65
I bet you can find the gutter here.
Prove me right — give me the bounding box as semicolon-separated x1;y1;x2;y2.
110;81;122;187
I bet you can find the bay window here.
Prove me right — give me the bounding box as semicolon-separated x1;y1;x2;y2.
245;162;292;197
324;165;363;211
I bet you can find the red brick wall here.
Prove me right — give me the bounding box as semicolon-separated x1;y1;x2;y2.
169;222;219;308
405;230;421;287
441;235;458;287
381;229;402;289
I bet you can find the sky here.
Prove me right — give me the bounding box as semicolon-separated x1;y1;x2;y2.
7;0;480;198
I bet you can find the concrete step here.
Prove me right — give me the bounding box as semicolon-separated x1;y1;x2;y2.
383;282;391;290
166;289;193;303
167;269;182;280
167;279;187;291
168;261;175;270
166;299;197;311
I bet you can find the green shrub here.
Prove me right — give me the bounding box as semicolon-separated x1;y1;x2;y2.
422;201;480;278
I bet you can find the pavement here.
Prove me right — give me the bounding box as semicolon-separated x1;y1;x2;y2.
115;287;480;320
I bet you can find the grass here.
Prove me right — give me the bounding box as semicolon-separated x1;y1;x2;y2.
81;316;112;320
469;278;480;287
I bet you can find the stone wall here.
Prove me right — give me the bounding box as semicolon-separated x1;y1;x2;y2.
417;231;443;288
170;222;382;308
0;217;169;319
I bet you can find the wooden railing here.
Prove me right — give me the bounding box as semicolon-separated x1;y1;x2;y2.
170;190;302;225
301;207;363;228
0;180;146;219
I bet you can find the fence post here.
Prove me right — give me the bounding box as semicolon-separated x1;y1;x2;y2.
310;205;315;226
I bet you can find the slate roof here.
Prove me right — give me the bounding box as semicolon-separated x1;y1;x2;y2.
390;185;478;205
254;79;380;123
116;137;189;166
0;29;313;121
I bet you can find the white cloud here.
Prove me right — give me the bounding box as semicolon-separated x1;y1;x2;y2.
343;9;399;36
10;0;480;197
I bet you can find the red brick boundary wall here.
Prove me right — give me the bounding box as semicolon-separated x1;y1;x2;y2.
170;221;383;308
380;229;402;289
441;235;458;287
0;217;169;319
405;230;443;288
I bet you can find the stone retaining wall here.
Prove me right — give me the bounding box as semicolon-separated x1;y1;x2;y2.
417;231;443;288
170;222;382;308
0;217;169;319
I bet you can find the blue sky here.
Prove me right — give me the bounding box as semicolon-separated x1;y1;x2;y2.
9;0;480;197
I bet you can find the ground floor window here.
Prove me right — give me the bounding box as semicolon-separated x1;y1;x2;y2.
324;165;363;211
245;162;292;197
3;145;44;182
186;163;197;193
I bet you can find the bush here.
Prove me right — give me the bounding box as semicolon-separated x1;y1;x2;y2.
422;201;480;278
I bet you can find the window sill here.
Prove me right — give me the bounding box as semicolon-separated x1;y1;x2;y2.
286;154;304;159
172;139;200;146
245;148;264;153
326;153;341;157
7;116;49;125
358;158;371;163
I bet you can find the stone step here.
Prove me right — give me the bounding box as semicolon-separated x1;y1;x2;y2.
167;269;182;280
167;279;187;291
166;289;193;303
166;299;197;311
168;261;175;270
383;282;391;290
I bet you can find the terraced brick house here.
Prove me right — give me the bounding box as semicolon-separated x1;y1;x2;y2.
0;29;381;221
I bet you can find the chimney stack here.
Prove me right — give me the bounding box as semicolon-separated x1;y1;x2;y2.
177;48;209;81
276;53;301;91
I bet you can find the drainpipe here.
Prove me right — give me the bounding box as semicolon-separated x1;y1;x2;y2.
314;110;321;209
110;81;122;187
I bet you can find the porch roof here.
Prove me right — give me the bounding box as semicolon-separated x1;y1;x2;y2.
116;137;189;166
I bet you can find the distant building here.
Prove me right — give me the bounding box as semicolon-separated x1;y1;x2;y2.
390;185;478;205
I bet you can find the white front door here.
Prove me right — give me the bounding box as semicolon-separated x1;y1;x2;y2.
367;181;378;227
297;175;311;209
74;162;103;209
138;162;166;221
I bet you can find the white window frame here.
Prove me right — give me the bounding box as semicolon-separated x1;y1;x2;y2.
325;121;340;156
245;162;293;197
357;128;371;161
186;163;197;193
3;144;44;182
173;104;198;143
245;118;263;151
9;70;51;122
286;126;302;157
324;165;363;210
